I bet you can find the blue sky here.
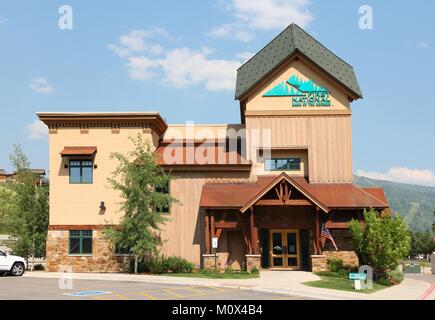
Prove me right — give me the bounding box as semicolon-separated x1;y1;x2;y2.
0;1;434;186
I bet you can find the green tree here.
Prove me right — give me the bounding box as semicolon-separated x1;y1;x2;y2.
410;231;434;257
1;146;49;263
349;209;411;278
104;135;177;273
9;143;30;171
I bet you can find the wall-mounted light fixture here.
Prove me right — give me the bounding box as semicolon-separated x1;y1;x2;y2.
99;201;106;210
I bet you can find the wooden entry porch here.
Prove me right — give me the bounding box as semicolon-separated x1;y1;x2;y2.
203;179;328;270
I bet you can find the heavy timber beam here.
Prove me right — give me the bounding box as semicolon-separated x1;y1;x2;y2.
256;199;312;206
205;210;210;254
249;206;259;254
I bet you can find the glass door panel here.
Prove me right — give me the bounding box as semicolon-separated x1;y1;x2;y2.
272;232;283;254
287;233;297;255
269;229;300;270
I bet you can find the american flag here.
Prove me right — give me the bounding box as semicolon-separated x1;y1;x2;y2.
321;224;338;251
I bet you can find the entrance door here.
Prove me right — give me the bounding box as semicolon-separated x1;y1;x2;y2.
269;229;300;270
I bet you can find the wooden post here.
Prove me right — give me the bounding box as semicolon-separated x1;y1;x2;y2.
205;209;210;254
249;206;259;254
210;211;216;251
315;207;322;255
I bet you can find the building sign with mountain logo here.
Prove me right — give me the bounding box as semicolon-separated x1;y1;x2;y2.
263;75;331;107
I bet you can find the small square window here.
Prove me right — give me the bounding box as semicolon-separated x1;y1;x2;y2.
69;160;93;184
69;230;93;255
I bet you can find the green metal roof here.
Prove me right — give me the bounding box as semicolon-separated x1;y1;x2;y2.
235;24;362;100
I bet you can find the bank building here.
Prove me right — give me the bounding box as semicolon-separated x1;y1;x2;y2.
38;24;389;272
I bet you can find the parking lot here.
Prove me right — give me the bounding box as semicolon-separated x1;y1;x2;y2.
0;276;310;300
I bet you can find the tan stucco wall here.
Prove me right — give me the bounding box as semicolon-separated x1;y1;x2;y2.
163;124;245;141
49;127;158;226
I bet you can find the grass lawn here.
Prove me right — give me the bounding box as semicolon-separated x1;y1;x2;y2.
304;276;388;294
161;272;260;279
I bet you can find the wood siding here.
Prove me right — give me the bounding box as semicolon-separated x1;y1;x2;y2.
246;114;352;183
159;171;250;267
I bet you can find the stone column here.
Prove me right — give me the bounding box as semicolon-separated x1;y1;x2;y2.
203;254;217;271
246;254;261;272
311;254;327;272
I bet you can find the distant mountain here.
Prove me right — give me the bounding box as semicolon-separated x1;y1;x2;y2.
354;175;435;232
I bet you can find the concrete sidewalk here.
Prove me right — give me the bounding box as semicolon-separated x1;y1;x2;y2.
23;271;435;300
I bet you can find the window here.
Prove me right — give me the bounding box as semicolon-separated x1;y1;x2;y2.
69;160;93;184
156;181;170;214
69;230;93;255
265;158;301;171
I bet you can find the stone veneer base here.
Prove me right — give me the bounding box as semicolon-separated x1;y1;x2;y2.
46;229;129;272
246;254;261;272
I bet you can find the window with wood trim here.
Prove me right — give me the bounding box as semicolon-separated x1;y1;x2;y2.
265;158;301;171
69;160;93;184
69;230;93;255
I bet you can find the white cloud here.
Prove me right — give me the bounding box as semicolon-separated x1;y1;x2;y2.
0;18;7;25
110;29;241;91
208;0;313;42
159;47;240;90
418;42;429;49
207;23;254;42
233;0;313;29
108;27;173;57
27;120;48;140
356;167;435;187
29;77;54;94
126;56;159;80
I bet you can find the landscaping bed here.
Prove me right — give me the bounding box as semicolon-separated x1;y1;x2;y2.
304;273;388;294
162;270;260;279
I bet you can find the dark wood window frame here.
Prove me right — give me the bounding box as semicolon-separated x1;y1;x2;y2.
264;158;301;171
69;230;93;255
69;159;94;184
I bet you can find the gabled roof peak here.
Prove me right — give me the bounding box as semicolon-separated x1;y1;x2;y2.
235;23;362;100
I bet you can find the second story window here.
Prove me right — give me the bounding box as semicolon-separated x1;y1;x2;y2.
265;158;301;171
69;160;93;184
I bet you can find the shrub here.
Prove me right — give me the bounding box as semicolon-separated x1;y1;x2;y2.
386;270;404;285
33;264;45;271
165;256;194;273
130;255;193;274
327;257;345;273
224;267;234;274
250;267;260;275
377;270;404;286
314;271;341;278
349;209;411;278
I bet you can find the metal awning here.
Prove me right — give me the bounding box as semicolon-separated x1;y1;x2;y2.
60;146;97;157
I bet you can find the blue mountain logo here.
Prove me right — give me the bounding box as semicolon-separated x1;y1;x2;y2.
263;75;331;107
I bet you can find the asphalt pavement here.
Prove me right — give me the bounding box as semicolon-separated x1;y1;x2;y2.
0;275;313;300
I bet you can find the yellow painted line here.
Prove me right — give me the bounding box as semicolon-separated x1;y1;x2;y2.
170;288;240;300
207;286;226;292
184;286;206;294
164;289;185;298
139;291;159;300
115;294;129;300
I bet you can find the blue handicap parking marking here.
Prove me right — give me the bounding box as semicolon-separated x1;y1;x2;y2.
63;290;112;297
